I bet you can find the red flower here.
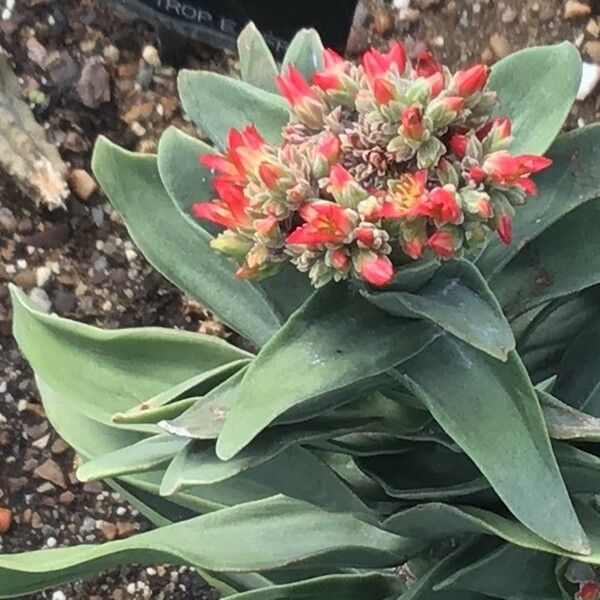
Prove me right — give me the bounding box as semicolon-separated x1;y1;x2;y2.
373;78;396;104
477;117;511;141
313;48;346;91
381;171;428;218
200;125;265;182
359;254;394;287
580;582;600;600
453;64;489;96
428;230;456;258
329;164;354;194
418;187;462;224
193;178;251;229
483;151;552;195
363;42;407;86
449;133;469;158
404;238;423;260
496;214;513;244
315;134;341;165
258;162;284;190
415;51;442;77
254;215;278;237
277;65;320;107
286;201;354;245
426;72;444;98
401;106;424;139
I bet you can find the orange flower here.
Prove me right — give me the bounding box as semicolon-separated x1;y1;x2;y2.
313;48;347;91
200;125;265;182
417;186;462;224
453;64;489;96
381;171;428;218
483;151;552;195
401;106;424;139
363;42;407;86
286;201;354;246
193;178;251;229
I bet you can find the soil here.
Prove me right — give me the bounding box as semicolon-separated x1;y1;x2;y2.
0;0;598;598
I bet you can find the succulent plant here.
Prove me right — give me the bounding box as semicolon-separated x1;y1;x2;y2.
4;23;600;600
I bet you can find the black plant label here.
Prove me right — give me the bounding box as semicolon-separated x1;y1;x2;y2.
111;0;359;56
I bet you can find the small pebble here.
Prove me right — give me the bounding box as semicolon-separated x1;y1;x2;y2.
142;44;161;68
0;207;16;233
28;288;52;313
46;537;57;548
577;62;600;100
565;0;592;19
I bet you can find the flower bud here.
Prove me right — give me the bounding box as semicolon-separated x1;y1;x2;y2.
329;248;350;271
496;213;513;244
258;162;284;190
415;51;442;77
452;64;489;96
460;189;492;219
373;78;396;105
428;227;462;258
313;48;346;91
579;582;600;600
355;226;375;248
426;72;444;98
449;133;469;158
277;65;326;128
328;164;369;208
356;252;394;287
401;106;424;140
210;230;253;261
312;134;341;177
363;42;407;86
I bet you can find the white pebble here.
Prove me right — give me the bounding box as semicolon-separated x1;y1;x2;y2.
46;537;57;548
52;591;66;600
142;44;161;68
125;248;138;262
36;266;52;287
577;62;600;100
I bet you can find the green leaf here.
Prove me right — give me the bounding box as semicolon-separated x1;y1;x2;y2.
76;435;188;482
516;288;600;384
216;284;439;460
539;389;600;442
178;70;288;148
554;311;600;416
10;285;248;429
91;136;282;347
396;335;589;555
555;444;600;496
490;199;600;320
363;259;514;361
437;543;561;599
237;22;279;93
225;573;405;599
478;125;600;279
0;495;421;598
398;542;496;600
162;445;370;514
281;29;324;80
356;443;490;501
489;42;582;155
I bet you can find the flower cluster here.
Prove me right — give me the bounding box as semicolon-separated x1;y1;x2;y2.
193;43;552;288
578;582;600;600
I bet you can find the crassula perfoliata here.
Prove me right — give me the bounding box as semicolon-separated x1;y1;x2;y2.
4;22;600;600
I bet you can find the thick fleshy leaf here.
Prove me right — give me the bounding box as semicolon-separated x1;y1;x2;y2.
157;127;313;322
225;573;405;599
489;42;581;155
437;543;561;599
356;444;489;502
398;542;496;600
385;501;598;560
554;311;600;416
178;70;288;148
555;444;600;496
161;445;370;514
0;495;421;598
490;199;600;320
10;285;248;429
281;29;324;80
91;136;282;347
478;125;600;278
216;284;439;460
516;288;600;384
539;389;600;442
76;435;188;482
237;22;279;93
363;259;514;361
396;335;589;555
